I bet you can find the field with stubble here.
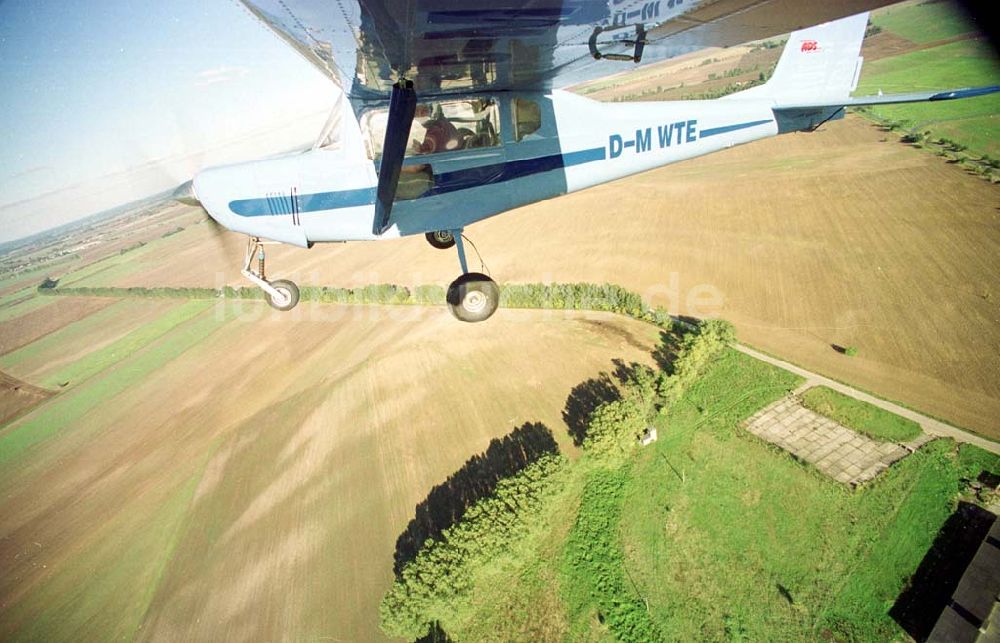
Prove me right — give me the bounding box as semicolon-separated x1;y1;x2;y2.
58;112;1000;439
0;300;658;641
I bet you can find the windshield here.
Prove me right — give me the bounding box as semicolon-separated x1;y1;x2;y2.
360;97;501;160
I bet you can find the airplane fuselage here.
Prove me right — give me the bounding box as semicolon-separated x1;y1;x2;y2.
193;90;783;247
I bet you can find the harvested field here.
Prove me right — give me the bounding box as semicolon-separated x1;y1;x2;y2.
88;115;1000;439
0;298;183;386
0;297;114;356
0;372;52;426
0;303;659;641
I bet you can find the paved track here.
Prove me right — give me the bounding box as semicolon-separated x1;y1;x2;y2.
735;344;1000;455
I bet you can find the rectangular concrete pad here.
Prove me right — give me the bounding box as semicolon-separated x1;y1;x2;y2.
742;395;925;486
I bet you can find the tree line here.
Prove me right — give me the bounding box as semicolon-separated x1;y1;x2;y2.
37;281;676;329
379;317;736;640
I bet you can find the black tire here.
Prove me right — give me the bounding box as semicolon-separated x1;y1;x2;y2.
266;279;300;311
425;230;456;249
447;273;499;323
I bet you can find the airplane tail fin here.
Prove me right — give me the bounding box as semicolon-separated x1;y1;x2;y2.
732;12;869;106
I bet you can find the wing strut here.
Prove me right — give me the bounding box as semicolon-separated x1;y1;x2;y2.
373;80;417;236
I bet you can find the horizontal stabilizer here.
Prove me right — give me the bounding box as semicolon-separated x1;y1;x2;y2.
776;85;1000;110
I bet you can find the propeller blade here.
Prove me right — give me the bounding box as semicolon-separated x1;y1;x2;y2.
172;180;201;207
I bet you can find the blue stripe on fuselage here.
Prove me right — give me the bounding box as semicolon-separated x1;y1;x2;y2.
699;119;773;138
228;146;606;217
227;118;765;218
231;187;376;217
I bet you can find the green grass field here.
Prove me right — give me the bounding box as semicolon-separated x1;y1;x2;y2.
0;299;210;389
618;352;991;641
0;301;223;465
857;34;1000;159
870;0;978;43
0;299;141;371
801;385;923;443
55;241;159;288
0;290;52;323
406;347;999;642
37;300;208;389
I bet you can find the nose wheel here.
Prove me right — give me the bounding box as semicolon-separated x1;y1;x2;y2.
241;237;300;311
266;279;300;311
446;231;498;323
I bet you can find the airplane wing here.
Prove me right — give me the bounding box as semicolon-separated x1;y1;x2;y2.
238;0;903;101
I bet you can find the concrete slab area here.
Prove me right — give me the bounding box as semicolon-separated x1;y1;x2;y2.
743;395;922;486
735;345;1000;456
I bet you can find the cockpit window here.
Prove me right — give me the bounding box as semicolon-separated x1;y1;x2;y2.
361;98;500;160
513;98;542;141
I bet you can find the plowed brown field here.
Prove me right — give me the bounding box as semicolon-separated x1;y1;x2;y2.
0;372;51;425
0;303;658;641
0;297;114;356
92;115;1000;438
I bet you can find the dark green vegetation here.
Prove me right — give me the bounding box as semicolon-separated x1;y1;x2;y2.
380;319;1000;641
562;465;661;641
801;385;924;443
379;453;567;639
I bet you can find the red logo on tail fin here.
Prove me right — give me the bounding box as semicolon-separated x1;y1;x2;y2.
800;40;819;52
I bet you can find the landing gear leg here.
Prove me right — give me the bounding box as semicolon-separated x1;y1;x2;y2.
446;231;498;323
241;237;300;311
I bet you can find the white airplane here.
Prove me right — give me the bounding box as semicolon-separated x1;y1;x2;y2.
180;0;998;322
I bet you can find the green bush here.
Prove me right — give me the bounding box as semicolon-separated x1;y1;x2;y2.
583;398;647;457
562;466;662;642
380;454;566;639
659;318;736;404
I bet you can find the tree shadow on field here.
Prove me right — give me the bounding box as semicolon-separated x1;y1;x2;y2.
393;422;559;576
889;501;996;641
562;358;656;446
562;373;620;446
652;330;682;374
415;621;452;642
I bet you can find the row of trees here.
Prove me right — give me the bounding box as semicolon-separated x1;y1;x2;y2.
36;280;676;329
377;318;737;640
38;285;216;299
380;453;567;640
582;319;735;458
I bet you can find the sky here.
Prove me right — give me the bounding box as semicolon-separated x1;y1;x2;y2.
0;0;339;243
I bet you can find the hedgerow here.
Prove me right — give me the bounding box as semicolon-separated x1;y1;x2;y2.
658;318;735;404
379;453;567;640
36;281;674;329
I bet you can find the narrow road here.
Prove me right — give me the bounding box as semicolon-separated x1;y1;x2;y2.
734;344;1000;456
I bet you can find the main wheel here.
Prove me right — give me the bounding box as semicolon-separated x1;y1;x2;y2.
447;273;499;323
425;230;456;249
266;279;300;311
